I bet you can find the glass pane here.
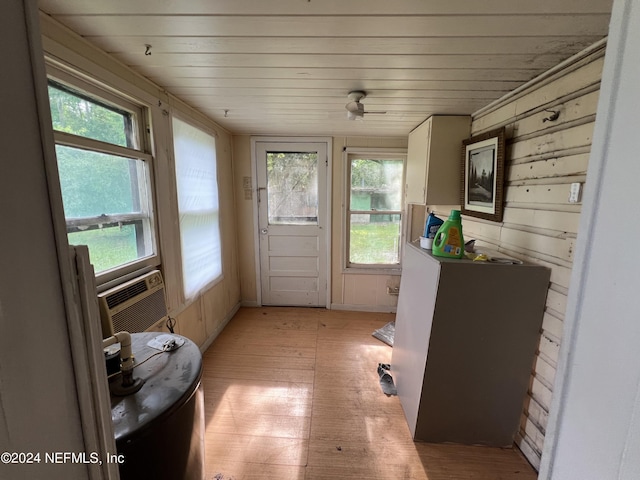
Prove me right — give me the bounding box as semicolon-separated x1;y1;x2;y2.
267;151;318;225
56;145;152;273
55;145;144;218
350;158;403;211
349;214;401;265
68;223;143;274
48;82;133;148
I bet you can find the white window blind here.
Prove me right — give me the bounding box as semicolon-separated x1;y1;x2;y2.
172;117;222;299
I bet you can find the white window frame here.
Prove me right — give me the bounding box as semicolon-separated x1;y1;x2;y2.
46;65;159;286
343;147;406;274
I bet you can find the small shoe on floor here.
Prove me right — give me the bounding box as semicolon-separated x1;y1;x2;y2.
378;363;391;372
377;363;397;396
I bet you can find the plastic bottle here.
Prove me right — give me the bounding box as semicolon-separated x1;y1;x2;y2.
420;212;444;249
432;210;465;258
424;212;444;239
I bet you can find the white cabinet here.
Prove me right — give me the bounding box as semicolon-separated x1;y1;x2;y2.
392;243;550;446
405;115;470;205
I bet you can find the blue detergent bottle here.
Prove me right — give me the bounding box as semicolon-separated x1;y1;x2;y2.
432;210;465;259
424;212;444;239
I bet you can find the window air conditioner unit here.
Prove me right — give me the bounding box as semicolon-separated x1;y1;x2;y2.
98;270;168;338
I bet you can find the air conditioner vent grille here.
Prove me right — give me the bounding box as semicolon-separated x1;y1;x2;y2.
98;270;168;337
111;288;167;334
106;280;148;309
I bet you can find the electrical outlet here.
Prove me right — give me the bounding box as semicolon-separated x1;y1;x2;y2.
569;182;582;203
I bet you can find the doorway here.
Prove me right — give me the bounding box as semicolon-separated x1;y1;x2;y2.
253;138;331;306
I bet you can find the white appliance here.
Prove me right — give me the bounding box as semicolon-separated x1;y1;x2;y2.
97;270;168;337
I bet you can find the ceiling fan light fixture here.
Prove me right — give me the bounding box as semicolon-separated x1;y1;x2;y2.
346;91;365;120
344;90;385;120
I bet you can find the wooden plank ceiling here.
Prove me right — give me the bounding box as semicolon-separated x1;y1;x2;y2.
38;0;612;137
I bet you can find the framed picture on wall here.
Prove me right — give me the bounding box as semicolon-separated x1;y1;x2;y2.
460;127;506;222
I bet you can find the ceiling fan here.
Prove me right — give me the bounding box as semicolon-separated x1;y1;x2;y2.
345;91;387;120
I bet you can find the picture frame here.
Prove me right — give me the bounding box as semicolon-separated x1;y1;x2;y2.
460;127;506;222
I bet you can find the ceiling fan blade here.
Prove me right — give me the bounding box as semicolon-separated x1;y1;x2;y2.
347;109;364;120
345;101;362;113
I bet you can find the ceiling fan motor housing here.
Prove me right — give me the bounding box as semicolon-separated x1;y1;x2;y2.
347;91;367;103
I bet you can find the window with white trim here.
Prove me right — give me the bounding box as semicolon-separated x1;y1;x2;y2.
346;151;405;269
47;75;157;281
172;117;222;299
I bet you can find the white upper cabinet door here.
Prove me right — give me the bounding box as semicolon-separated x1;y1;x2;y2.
406;115;471;205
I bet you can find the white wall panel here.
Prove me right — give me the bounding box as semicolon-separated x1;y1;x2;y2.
431;43;605;469
541;2;640;477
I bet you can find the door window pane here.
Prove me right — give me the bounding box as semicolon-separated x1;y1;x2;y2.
267;151;318;225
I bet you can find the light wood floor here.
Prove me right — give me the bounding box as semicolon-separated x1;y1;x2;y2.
201;307;537;480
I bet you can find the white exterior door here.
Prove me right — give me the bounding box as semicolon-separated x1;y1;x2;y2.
255;140;328;306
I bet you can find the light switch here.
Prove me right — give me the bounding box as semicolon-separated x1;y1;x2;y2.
242;176;252;189
569;182;581;203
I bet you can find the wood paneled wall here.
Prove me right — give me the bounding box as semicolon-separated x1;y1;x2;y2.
428;43;605;469
40;14;242;351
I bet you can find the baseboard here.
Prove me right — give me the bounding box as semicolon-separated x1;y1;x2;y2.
236;301;396;313
241;300;260;307
330;303;397;313
199;301;241;354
